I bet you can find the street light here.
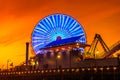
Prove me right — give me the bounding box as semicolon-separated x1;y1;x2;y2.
57;55;61;59
56;55;61;69
7;59;13;70
118;54;120;66
95;50;99;58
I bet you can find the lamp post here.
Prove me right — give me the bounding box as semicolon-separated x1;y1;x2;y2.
56;55;61;69
95;50;99;59
69;49;73;68
31;59;35;70
118;54;120;66
7;59;11;70
7;60;9;70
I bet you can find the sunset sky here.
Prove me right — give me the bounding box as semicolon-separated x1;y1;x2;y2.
0;0;120;68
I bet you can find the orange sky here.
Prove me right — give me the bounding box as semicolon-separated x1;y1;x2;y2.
0;0;120;68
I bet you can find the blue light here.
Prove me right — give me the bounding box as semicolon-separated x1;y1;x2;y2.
32;14;86;54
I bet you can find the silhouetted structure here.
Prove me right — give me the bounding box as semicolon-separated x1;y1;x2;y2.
26;42;29;66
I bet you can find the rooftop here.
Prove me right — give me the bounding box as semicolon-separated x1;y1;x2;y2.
40;35;89;50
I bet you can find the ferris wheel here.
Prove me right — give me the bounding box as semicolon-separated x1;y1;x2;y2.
32;14;86;54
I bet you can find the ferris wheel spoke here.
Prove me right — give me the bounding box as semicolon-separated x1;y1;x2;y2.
60;15;63;29
38;23;48;33
33;42;44;49
33;32;43;37
36;50;41;54
63;16;68;30
65;19;74;30
72;32;84;37
40;20;50;32
71;25;82;33
38;23;47;31
64;17;71;30
63;16;69;29
68;20;76;31
47;17;55;29
58;14;61;27
32;36;46;39
52;15;56;29
69;22;78;31
61;15;65;29
32;38;46;41
34;29;47;36
43;18;53;31
55;14;59;27
34;28;46;34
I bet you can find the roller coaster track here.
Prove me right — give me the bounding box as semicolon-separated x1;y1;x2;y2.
85;34;120;58
85;34;110;58
104;41;120;58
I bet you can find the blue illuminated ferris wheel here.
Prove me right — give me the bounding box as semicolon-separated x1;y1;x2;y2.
32;14;86;54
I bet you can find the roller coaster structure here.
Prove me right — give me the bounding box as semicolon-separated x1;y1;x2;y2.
85;34;120;59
